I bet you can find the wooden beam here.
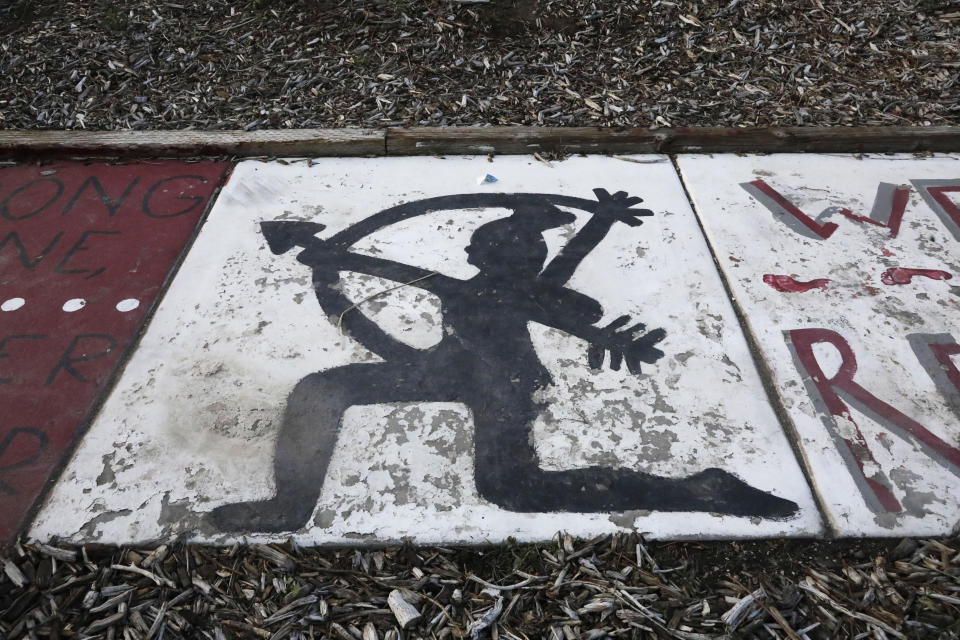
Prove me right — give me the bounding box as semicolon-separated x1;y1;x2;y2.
387;126;960;155
0;129;386;158
0;127;958;159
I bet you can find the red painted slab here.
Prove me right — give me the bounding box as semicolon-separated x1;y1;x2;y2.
0;161;229;541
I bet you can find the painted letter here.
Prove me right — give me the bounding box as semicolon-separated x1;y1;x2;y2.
142;175;209;218
0;232;64;270
54;230;120;278
45;334;118;385
787;328;960;513
0;178;64;221
0;335;48;384
742;180;909;240
0;428;48;495
61;176;139;218
911;179;960;241
907;333;960;421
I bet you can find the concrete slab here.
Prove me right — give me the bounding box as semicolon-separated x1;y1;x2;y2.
677;153;960;537
30;155;821;545
0;160;229;542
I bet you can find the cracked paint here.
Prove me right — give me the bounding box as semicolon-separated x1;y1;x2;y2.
29;156;821;545
680;153;960;537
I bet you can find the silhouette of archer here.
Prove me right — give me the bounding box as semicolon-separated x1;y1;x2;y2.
211;189;799;532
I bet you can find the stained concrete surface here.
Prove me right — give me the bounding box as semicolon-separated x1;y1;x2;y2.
678;153;960;536
28;155;821;544
21;152;960;544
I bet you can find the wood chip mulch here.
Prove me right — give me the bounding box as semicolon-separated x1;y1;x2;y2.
2;533;959;639
1;0;958;131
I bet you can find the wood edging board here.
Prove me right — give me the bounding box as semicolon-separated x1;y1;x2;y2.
0;126;958;159
0;129;387;158
386;126;960;155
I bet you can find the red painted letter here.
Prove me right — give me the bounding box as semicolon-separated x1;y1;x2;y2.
788;328;960;514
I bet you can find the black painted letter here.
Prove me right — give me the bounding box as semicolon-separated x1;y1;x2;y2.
45;334;118;385
1;178;64;221
54;230;120;278
142;175;209;218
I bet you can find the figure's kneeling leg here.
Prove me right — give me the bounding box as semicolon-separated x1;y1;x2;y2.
471;396;552;511
210;370;355;532
469;396;798;518
479;463;798;518
469;394;631;512
675;467;799;519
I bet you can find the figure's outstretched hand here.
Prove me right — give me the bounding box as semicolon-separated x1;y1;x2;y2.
592;188;654;227
587;315;666;375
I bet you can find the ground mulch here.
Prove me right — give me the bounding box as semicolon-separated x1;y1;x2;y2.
1;0;958;130
2;533;959;639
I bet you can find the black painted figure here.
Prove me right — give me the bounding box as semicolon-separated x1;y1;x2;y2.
211;190;799;532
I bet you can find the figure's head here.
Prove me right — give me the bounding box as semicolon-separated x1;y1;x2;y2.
465;203;576;277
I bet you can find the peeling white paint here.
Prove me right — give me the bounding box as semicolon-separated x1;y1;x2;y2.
31;155;821;544
679;153;960;536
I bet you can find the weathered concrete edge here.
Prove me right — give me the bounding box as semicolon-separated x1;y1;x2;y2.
1;126;958;159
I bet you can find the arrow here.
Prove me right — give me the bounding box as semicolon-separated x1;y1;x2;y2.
260;221;326;255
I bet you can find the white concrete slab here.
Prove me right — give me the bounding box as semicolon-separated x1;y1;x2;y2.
677;153;960;537
31;155;821;545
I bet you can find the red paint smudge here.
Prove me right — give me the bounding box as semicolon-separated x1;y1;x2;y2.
728;256;742;263
763;274;831;292
880;248;895;257
881;268;953;285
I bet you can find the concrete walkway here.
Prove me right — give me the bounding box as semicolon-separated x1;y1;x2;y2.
3;153;959;545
